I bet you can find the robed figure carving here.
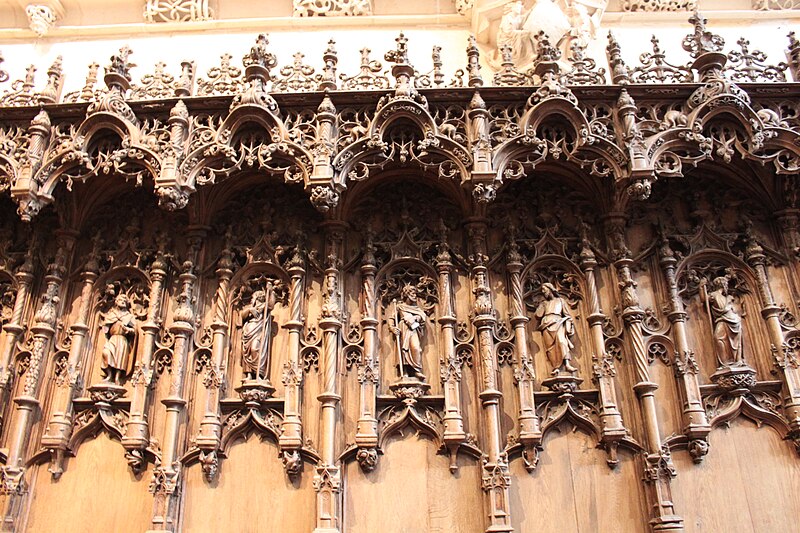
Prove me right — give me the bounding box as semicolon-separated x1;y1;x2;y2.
101;294;138;386
703;276;745;368
240;283;277;381
535;282;577;375
390;285;427;381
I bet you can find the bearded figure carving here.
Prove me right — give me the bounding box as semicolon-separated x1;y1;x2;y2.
101;294;138;386
390;285;428;381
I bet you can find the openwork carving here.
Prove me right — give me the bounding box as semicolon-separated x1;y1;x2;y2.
630;36;693;83
293;0;372;16
26;5;57;37
196;54;244;96
725;38;788;82
753;0;800;9
562;41;606;86
621;0;696;10
0;65;37;107
272;53;317;93
339;48;389;90
130;62;176;100
144;0;213;22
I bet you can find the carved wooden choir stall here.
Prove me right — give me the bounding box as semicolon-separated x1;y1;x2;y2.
0;9;799;533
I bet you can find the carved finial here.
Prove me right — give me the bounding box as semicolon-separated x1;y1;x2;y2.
318;91;336;114
362;227;376;266
36;55;63;104
19;233;38;274
656;221;675;261
85;232;104;274
682;11;724;59
75;62;99;101
170;99;189;120
385;32;417;98
534;31;561;64
384;32;409;66
30;108;51;129
319;39;338;90
233;34;279;109
243;33;277;72
468;90;486;110
431;45;444;86
24;65;36;86
787;31;800;81
741;218;765;261
0;50;8;83
107;45;135;81
529;32;575;105
606;31;630;85
466;35;483;88
175;61;195;97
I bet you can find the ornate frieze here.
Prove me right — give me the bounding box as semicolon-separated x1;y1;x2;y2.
621;0;696;11
144;0;213;22
293;0;372;17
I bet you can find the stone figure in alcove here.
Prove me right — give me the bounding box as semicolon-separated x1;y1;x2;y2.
100;293;138;386
240;282;277;381
534;282;577;375
390;284;427;381
703;276;745;368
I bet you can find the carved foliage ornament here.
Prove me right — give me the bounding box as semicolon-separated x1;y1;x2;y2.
293;0;372;16
144;0;213;22
621;0;696;11
26;5;57;37
753;0;800;9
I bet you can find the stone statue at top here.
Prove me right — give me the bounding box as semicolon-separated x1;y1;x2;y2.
496;0;608;65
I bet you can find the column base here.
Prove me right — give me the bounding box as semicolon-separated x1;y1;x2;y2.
651;514;684;533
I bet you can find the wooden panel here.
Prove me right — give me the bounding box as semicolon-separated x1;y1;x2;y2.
24;437;153;533
344;435;483;533
511;431;646;533
673;420;800;533
182;438;315;533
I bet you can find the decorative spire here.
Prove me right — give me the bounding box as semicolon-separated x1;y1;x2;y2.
37;55;63;104
174;61;195;97
318;39;338;91
466;35;483;88
606;31;630;85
